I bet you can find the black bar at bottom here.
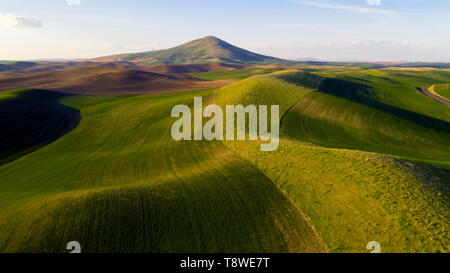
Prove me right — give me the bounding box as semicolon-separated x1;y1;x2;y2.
0;253;446;272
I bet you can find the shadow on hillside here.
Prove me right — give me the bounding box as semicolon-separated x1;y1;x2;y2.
317;78;450;133
0;89;81;166
275;71;324;90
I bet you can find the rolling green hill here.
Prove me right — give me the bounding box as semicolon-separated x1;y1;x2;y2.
189;67;284;80
433;83;450;100
282;69;450;165
93;36;287;65
0;88;326;253
0;90;80;166
215;70;449;252
0;68;448;253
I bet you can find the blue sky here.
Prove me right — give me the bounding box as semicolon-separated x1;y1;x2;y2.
0;0;449;61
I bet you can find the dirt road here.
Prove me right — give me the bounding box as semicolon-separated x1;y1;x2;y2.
416;87;450;107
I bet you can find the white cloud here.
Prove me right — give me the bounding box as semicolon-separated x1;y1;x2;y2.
291;0;395;15
67;0;81;6
0;14;43;28
366;0;381;6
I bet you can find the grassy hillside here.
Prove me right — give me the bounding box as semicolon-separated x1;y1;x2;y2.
215;70;449;252
0;89;80;166
93;36;287;65
226;140;449;253
433;83;450;100
0;88;326;253
282;69;450;165
189;67;284;80
0;68;448;253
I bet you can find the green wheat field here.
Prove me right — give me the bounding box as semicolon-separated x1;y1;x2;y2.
0;65;448;253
